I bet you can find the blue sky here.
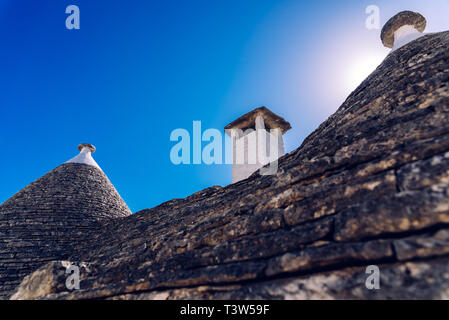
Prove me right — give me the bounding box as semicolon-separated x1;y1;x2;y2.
1;0;448;212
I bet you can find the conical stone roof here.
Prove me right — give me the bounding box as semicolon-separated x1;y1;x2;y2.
0;144;131;298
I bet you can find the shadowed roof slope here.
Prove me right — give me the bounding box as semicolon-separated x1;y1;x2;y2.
0;162;131;221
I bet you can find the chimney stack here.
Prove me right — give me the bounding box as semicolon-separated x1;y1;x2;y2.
225;107;291;183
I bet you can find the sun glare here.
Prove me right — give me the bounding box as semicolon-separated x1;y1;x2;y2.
345;53;386;92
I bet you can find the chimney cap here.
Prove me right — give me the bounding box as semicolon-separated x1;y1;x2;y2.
224;106;291;135
381;11;426;48
78;143;96;153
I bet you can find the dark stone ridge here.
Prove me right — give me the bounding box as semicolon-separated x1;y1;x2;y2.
3;30;449;300
381;11;426;48
0;163;131;298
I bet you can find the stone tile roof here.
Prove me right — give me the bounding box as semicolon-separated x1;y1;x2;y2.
0;163;131;298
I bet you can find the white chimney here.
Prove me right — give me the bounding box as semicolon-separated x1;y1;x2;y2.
225;107;291;183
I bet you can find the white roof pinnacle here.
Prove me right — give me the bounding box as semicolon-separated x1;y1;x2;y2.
66;143;102;170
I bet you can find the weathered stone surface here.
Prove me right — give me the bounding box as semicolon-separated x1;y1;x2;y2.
3;30;449;300
10;261;91;300
265;239;394;277
108;257;449;300
333;182;449;241
393;229;449;261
